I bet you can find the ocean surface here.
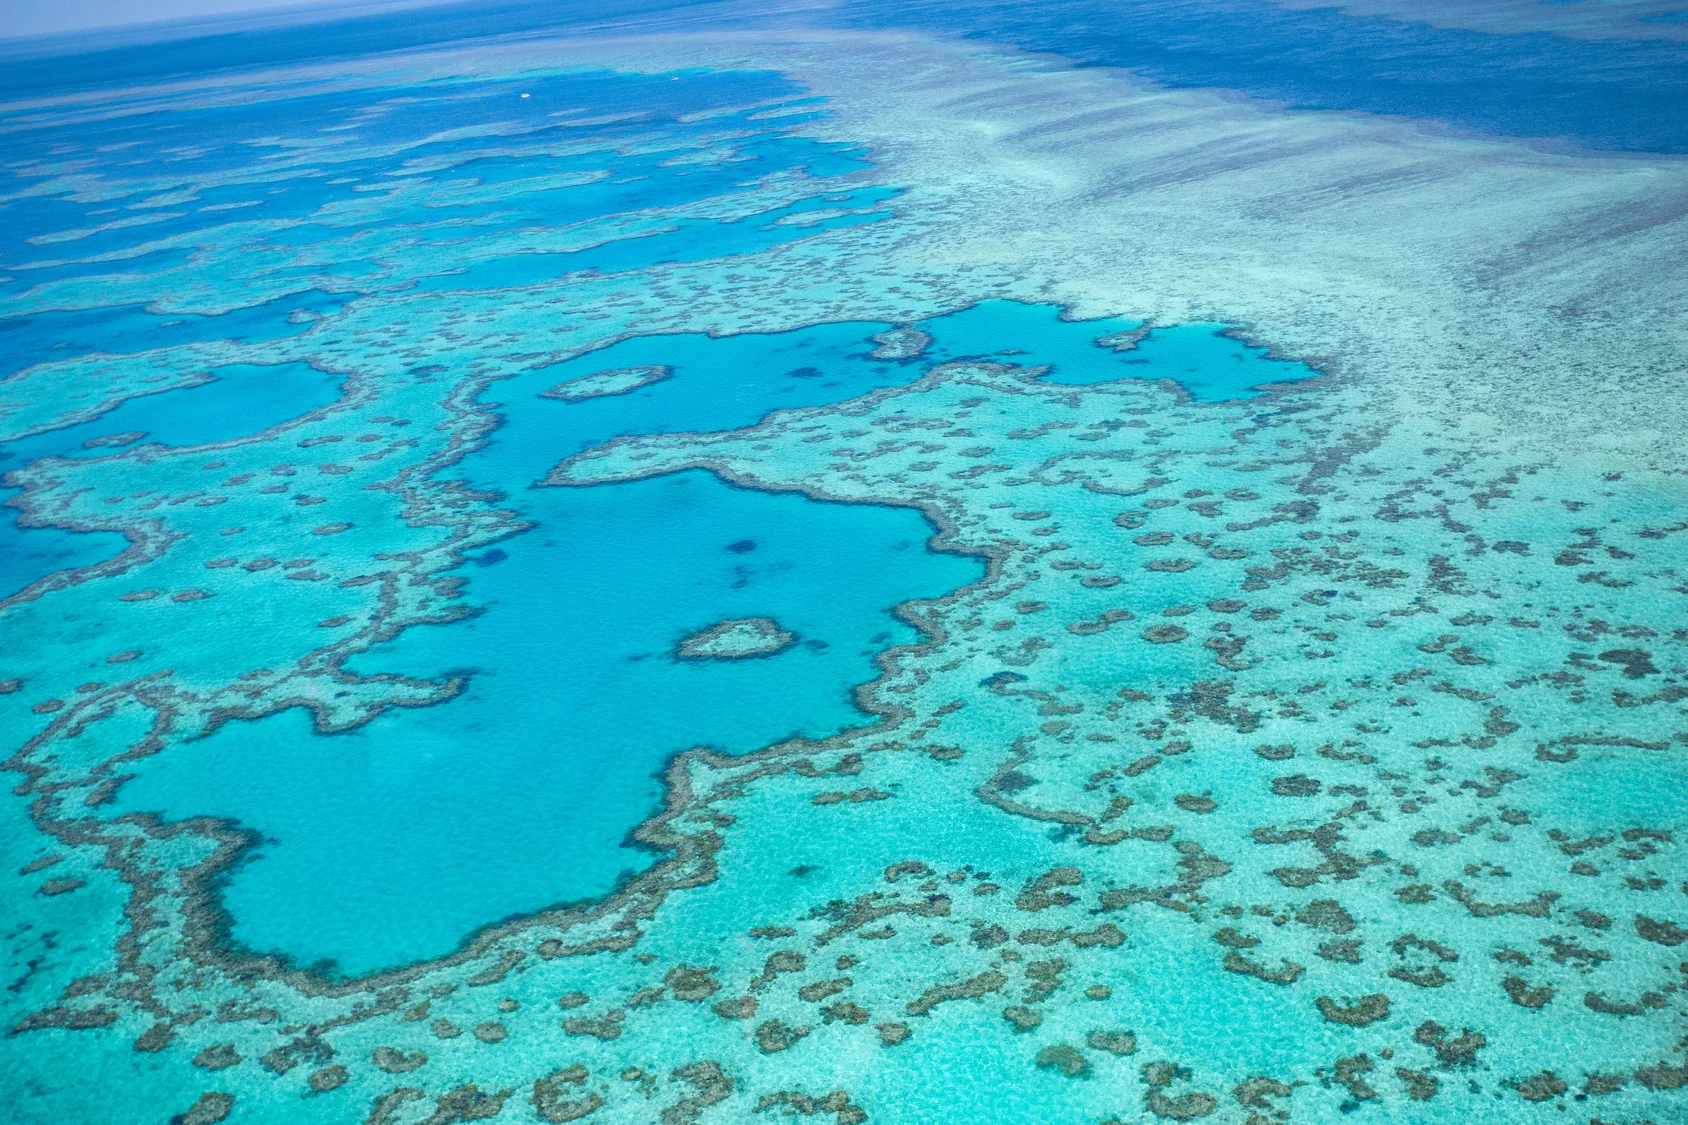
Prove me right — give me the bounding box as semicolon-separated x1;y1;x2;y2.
3;1;1687;1123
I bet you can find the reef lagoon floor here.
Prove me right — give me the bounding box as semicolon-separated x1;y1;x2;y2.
4;2;1688;1122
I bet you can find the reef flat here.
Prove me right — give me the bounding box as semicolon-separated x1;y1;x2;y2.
2;9;1687;1125
677;617;800;661
541;366;673;403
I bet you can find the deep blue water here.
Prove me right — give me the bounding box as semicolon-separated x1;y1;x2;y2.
7;0;1688;153
0;66;798;181
837;0;1688;153
0;69;872;316
918;302;1310;401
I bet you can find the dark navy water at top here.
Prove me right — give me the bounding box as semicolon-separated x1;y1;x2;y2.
0;65;799;182
8;0;1688;154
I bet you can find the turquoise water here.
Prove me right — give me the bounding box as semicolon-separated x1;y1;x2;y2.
114;471;980;974
495;302;1313;462
486;319;910;457
9;294;1312;965
920;301;1312;400
50;68;955;975
1104;322;1310;400
100;302;1312;972
0;362;345;597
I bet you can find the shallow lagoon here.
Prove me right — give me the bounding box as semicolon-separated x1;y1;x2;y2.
0;294;348;380
0;362;345;598
919;301;1310;401
114;470;981;974
1;362;345;464
105;302;1316;972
